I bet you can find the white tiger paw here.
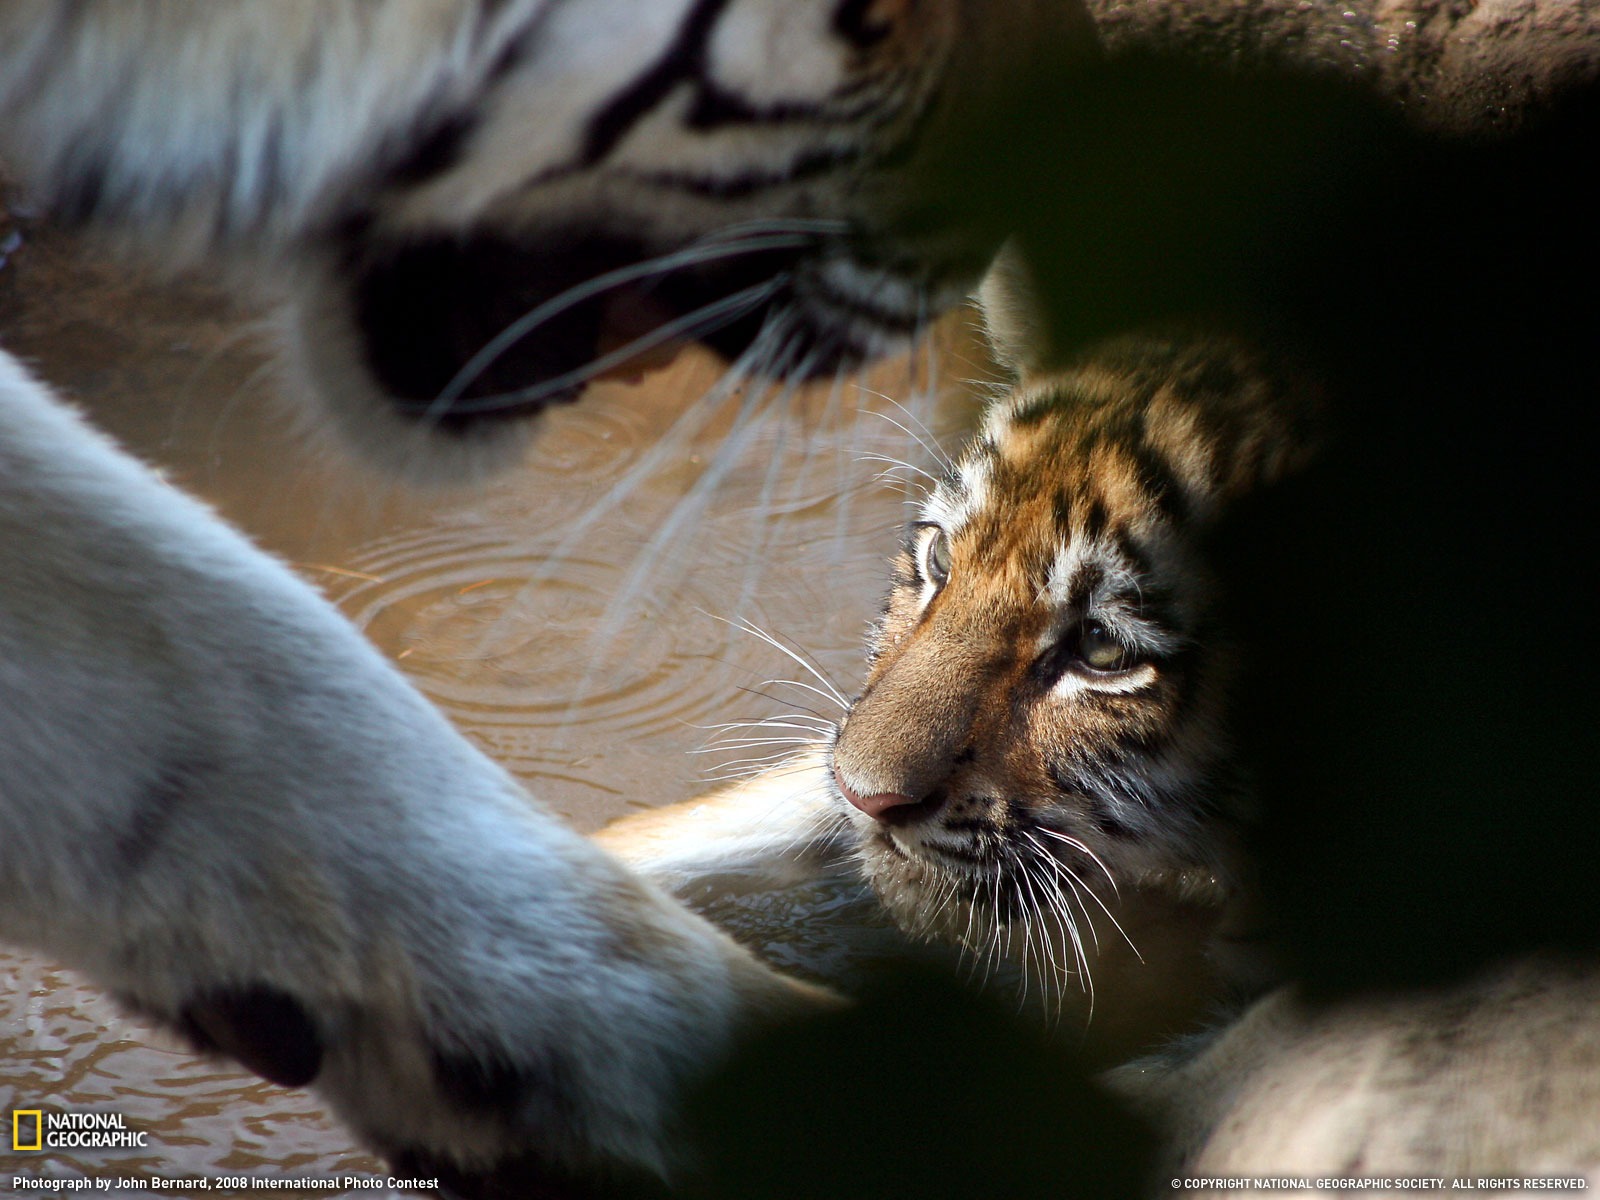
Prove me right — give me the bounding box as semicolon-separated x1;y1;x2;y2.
66;620;827;1194
0;353;827;1195
115;805;825;1196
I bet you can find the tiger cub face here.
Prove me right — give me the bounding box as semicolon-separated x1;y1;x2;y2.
829;334;1313;993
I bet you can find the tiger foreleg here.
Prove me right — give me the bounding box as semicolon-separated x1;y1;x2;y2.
0;350;827;1192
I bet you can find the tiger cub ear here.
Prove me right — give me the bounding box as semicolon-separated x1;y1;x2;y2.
977;244;1060;381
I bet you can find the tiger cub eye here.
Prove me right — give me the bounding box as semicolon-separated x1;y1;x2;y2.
1078;620;1132;672
924;527;952;586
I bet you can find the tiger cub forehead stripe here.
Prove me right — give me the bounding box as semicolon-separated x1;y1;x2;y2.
920;451;991;533
1044;535;1140;605
1043;535;1191;655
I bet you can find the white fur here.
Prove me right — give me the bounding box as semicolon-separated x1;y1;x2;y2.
0;352;820;1178
596;748;845;889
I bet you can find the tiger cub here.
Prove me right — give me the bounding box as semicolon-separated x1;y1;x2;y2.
604;303;1316;1057
824;322;1313;1048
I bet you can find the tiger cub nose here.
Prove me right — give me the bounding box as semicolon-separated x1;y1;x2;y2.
833;766;935;824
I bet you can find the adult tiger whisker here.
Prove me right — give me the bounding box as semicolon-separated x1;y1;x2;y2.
421;276;788;418
541;328;807;730
472;318;782;671
428;221;841;411
590;330;806;645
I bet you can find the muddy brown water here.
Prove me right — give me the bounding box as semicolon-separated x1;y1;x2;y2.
0;220;986;1194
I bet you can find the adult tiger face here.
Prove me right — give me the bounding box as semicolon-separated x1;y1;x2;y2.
1;0;1086;471
316;0;1081;439
325;0;1092;471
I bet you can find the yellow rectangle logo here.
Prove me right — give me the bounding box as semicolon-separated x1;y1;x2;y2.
12;1109;43;1151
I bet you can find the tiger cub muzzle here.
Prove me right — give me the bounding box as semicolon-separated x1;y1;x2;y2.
832;587;1022;832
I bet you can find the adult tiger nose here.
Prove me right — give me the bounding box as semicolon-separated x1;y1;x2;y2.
833;766;921;821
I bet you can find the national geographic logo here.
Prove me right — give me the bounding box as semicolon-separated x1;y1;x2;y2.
11;1110;148;1151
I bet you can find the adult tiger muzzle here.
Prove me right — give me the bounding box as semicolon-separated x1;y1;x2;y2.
342;225;893;432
